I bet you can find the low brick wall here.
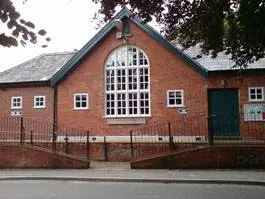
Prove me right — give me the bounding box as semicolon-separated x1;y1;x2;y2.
0;144;89;168
45;143;133;161
23;142;204;162
131;145;265;169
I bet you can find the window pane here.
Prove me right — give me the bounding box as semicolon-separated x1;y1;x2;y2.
105;46;150;116
175;92;182;98
169;99;175;105
257;89;262;94
176;99;182;105
82;102;87;107
169;92;174;98
82;95;87;101
76;96;80;101
250;89;255;94
250;94;256;99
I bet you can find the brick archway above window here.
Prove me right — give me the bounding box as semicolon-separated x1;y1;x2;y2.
105;45;150;117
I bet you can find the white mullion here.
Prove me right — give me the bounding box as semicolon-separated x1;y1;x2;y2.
147;61;150;115
105;69;108;116
136;48;140;115
125;47;129;117
114;52;118;117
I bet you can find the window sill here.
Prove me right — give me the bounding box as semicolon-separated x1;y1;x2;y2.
11;107;22;110
34;107;46;109
166;105;185;108
248;100;264;102
73;108;89;111
106;117;147;125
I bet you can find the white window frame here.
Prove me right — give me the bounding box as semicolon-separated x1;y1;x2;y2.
11;96;22;109
167;90;184;107
104;45;151;118
248;87;264;102
74;93;89;110
34;96;46;109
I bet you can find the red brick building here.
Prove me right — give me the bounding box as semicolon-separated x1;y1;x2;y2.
1;7;265;140
0;52;74;122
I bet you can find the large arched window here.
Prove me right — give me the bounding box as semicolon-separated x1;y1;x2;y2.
105;45;150;117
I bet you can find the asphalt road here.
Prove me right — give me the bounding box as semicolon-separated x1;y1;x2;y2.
0;180;265;199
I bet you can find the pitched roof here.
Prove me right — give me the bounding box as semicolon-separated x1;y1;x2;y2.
50;7;208;86
179;44;265;71
0;52;75;84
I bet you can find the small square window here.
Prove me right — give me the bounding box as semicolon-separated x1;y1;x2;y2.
167;90;184;107
11;96;22;109
248;87;264;102
34;96;46;109
74;93;89;110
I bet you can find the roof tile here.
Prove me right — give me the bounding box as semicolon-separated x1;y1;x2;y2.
0;52;75;84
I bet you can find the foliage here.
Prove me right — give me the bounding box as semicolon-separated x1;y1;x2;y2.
93;0;265;67
0;0;50;48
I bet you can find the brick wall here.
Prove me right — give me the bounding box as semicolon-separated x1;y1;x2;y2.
56;20;208;135
0;85;54;122
0;144;89;168
131;145;265;169
208;71;265;139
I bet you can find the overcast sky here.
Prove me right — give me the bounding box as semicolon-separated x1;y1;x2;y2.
0;0;101;72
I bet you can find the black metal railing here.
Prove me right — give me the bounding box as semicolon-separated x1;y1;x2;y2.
208;113;265;144
0;117;93;160
130;113;265;160
1;113;265;161
130;114;209;160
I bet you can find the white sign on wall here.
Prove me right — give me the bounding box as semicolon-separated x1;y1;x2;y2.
244;104;265;121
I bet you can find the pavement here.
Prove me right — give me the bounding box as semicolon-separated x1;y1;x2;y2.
0;161;265;186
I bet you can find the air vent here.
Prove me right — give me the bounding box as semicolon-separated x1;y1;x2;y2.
11;111;22;117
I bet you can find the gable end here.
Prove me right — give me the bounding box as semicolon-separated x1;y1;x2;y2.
50;7;208;87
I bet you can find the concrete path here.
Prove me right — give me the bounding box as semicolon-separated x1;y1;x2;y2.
0;161;265;186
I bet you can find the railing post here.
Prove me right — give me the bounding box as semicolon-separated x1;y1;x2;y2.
52;123;57;151
208;115;214;145
20;117;24;145
65;134;69;153
104;136;108;161
30;131;33;145
86;131;90;160
130;130;134;160
168;122;175;150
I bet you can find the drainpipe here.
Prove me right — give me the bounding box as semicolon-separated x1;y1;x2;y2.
52;86;57;145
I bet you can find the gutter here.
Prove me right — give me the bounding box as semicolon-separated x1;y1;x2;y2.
0;81;49;88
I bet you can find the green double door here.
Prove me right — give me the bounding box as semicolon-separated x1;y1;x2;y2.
208;89;240;137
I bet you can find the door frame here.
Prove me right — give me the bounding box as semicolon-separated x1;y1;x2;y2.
207;88;241;138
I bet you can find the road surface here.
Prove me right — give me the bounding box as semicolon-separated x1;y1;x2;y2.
0;180;264;199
